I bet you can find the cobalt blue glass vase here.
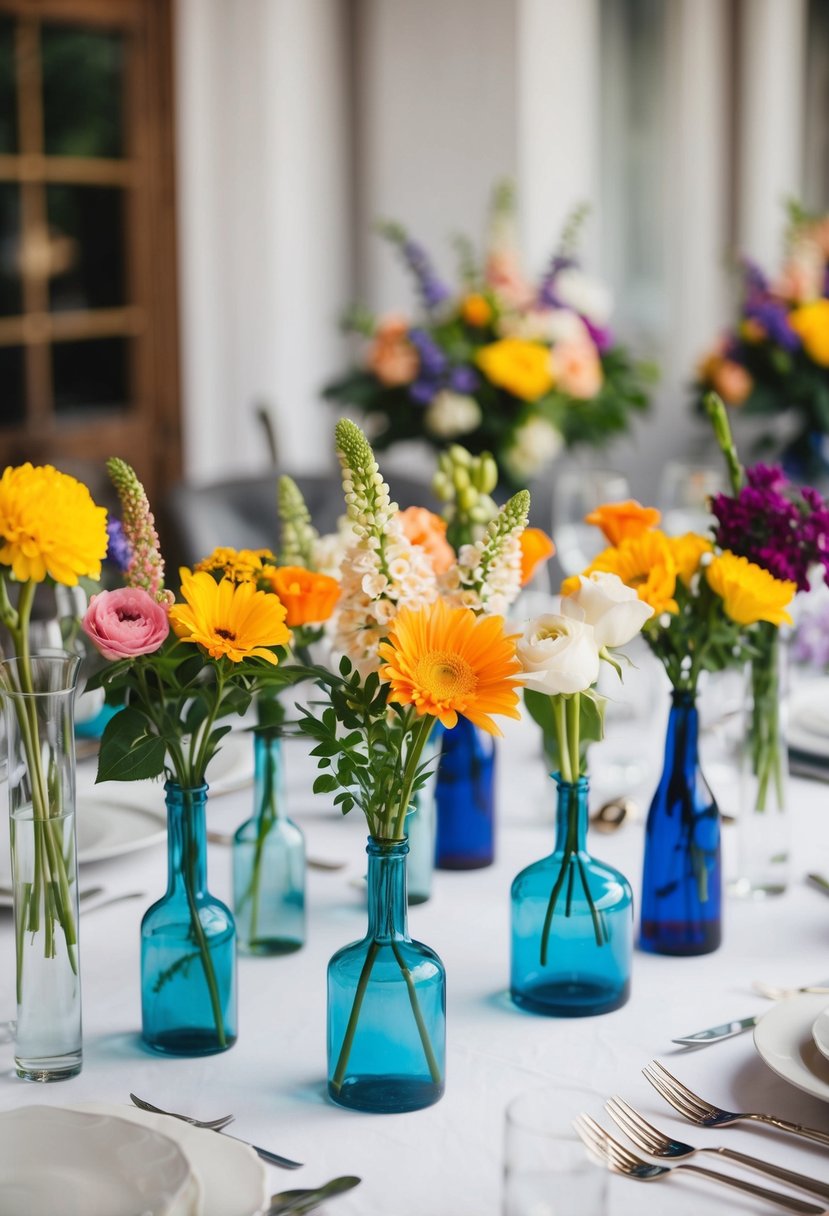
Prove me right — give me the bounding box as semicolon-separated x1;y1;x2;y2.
640;690;722;956
510;774;633;1016
233;731;306;954
141;782;237;1055
327;837;446;1113
434;717;495;869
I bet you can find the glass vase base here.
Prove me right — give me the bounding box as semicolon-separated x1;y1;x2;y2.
15;1051;82;1082
328;1074;444;1114
239;936;303;957
142;1028;237;1057
639;921;721;956
510;976;629;1018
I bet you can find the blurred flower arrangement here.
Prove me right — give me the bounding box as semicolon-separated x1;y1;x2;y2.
696;204;829;481
323;183;653;488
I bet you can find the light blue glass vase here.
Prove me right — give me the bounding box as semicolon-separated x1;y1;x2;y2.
141;783;237;1055
233;731;305;954
510;774;633;1017
327;837;446;1113
434;717;496;869
640;690;721;955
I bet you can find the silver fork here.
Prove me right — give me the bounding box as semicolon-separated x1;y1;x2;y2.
606;1095;829;1201
644;1060;829;1149
574;1113;827;1214
129;1093;303;1170
129;1093;234;1130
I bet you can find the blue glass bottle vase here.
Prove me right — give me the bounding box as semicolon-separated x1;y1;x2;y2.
233;731;306;954
510;774;633;1016
141;782;237;1054
640;691;722;955
435;717;495;869
327;837;446;1113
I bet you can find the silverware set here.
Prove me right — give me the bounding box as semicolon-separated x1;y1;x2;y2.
574;1061;829;1212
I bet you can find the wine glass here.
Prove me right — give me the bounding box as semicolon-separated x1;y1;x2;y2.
552;468;631;576
657;461;725;536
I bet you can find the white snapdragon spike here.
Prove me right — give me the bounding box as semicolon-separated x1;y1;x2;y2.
424;390;482;438
517;612;601;695
442;491;529;616
503;416;563;482
313;519;357;580
563;572;654;648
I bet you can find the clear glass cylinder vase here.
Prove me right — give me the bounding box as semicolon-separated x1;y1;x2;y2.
0;652;83;1081
510;775;633;1017
406;733;439;905
327;837;446;1113
233;731;306;954
434;717;496;869
733;627;790;898
640;690;722;956
141;782;237;1055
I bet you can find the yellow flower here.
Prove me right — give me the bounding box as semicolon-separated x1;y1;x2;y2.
705;552;796;627
195;547;277;584
0;462;108;585
569;530;679;615
169;569;290;663
265;566;340;627
584;499;661;546
378;598;521;735
461;293;493;327
667;533;712;586
475;338;555;401
789;300;829;367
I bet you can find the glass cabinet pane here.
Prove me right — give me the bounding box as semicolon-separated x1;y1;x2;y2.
0;17;17;155
46;185;125;311
0;183;21;316
41;25;125;159
52;336;128;413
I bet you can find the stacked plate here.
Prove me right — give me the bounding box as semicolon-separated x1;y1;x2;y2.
788;678;829;779
0;1103;268;1216
755;993;829;1103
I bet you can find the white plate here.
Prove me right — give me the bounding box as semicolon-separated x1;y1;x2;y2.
812;1004;829;1062
754;992;829;1102
788;680;829;759
74;1102;268;1216
0;1104;198;1216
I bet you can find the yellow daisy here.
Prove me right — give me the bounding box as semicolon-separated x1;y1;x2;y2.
378;598;521;735
169;569;290;663
706;552;796;627
667;533;712;586
0;463;108;586
567;530;679;615
194;547;277;584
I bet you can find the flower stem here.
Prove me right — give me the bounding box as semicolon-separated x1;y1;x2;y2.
330;939;380;1094
391;940;442;1084
180;788;226;1049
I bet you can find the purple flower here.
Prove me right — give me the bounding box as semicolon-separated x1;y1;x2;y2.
745;298;800;351
583;319;613;353
105;518;132;572
402;240;451;311
537;254;577;310
448;365;480;394
741;258;769;296
408;328;447;378
792;596;829;669
408;378;438;406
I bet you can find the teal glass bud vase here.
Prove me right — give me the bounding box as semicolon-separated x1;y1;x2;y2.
141;782;237;1054
510;774;633;1016
640;690;722;956
233;730;306;954
327;837;446;1113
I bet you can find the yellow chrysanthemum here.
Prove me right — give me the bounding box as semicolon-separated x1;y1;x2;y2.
705;552;796;627
789;300;829;367
0;462;108;585
378;598;521;736
194;547;277;584
169;569;290;663
667;532;712;586
475;338;555;402
565;530;679;615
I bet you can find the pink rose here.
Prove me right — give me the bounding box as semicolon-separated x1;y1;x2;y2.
82;587;170;659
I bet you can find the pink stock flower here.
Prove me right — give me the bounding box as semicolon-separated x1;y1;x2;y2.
82;587;170;660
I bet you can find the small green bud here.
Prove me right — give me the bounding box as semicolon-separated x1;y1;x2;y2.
458;485;478;511
453;466;471;492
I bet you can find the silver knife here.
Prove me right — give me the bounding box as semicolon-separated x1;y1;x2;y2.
672;1014;759;1047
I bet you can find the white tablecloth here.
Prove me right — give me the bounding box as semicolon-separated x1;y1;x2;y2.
1;703;828;1216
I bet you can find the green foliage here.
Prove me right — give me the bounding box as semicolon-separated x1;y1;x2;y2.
524;687;606;774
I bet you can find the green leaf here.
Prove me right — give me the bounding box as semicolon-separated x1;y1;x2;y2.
313;774;339;794
95;707;166;782
579;689;607;747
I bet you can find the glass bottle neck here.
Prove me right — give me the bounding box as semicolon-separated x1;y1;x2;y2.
253;730;285;823
366;838;409;941
665;691;700;768
553;775;589;854
165;782;208;896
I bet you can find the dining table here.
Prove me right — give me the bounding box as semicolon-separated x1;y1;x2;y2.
0;669;828;1216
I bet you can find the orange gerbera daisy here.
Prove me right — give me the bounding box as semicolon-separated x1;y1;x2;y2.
266;565;340;627
378;598;521;735
519;527;556;585
584;499;661;546
169;569;290;663
569;530;678;615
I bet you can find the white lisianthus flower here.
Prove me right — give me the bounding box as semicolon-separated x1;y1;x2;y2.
424;390;482;439
552;268;613;326
517;611;600;695
503;416;563;481
563;572;654;648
